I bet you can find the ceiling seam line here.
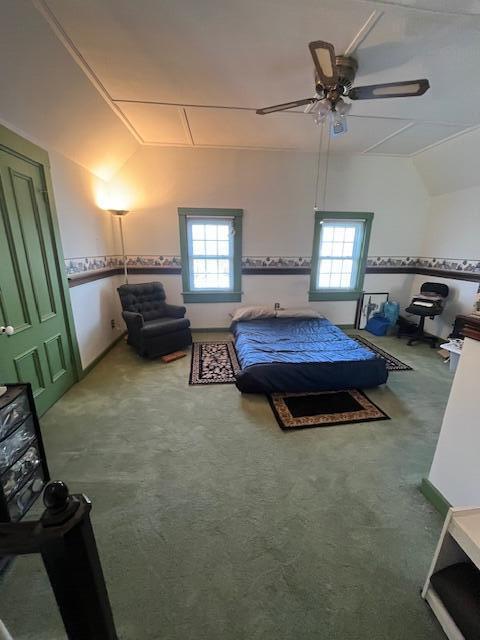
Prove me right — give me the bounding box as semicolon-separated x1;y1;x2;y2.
360;0;480;17
344;10;384;56
362;122;415;153
410;124;480;157
111;100;475;128
32;0;143;144
181;108;195;146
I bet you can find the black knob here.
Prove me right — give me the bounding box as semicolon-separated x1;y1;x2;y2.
43;481;70;511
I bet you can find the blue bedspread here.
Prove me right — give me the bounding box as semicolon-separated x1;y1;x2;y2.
232;317;388;393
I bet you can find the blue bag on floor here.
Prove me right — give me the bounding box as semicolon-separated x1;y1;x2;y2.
365;314;390;336
381;300;400;327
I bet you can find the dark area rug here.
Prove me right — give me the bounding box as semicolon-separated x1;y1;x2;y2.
189;341;240;385
351;335;413;371
268;389;390;430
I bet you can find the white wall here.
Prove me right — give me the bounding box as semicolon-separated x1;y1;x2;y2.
428;337;480;506
407;149;480;338
112;146;429;327
48;152;124;367
69;275;124;368
49;151;119;259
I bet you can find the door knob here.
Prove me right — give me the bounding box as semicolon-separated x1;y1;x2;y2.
0;326;14;335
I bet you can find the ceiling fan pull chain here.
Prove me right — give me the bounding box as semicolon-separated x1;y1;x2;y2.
322;124;331;211
313;120;323;211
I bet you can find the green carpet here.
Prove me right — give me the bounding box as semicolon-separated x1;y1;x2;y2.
0;332;452;639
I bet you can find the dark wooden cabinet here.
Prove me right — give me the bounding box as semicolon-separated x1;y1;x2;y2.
0;383;50;523
450;314;480;339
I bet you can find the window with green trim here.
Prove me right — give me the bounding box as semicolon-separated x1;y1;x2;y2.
309;211;373;302
178;208;243;303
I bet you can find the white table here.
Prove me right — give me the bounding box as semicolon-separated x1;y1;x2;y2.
440;341;463;373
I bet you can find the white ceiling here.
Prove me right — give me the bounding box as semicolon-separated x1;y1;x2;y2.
37;0;480;155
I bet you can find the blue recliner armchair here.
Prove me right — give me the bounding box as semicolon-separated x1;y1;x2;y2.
117;282;192;358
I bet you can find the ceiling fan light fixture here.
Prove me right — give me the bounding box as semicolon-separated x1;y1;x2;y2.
310;99;329;115
331;111;348;137
334;98;351;117
313;112;329;126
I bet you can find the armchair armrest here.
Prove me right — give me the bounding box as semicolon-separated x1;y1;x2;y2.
122;311;144;347
164;303;186;318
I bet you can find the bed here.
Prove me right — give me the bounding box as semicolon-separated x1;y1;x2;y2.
232;317;388;393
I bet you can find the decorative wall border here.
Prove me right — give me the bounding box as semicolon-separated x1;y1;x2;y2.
66;254;480;287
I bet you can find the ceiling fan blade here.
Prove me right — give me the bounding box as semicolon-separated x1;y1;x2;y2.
256;98;315;115
308;40;337;87
349;78;430;100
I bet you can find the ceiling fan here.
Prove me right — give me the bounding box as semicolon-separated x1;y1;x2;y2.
256;40;430;135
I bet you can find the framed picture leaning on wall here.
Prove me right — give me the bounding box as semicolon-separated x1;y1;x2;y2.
355;292;389;330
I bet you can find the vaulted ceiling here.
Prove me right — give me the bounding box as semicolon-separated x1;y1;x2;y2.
36;0;480;156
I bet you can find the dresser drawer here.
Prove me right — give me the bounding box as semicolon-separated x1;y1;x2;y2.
8;469;45;522
0;416;36;469
0;389;30;441
2;445;41;501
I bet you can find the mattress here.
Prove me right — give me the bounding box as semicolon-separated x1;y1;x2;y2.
232;317;388;393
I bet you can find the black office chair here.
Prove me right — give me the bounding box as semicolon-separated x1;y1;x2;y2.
397;282;449;348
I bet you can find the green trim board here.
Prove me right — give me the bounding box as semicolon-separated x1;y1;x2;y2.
309;211;373;302
178;208;243;303
420;477;451;518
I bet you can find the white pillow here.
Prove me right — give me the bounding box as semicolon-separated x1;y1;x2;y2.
276;307;324;319
230;306;276;322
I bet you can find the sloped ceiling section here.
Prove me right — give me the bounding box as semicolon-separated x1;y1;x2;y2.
37;0;480;155
0;0;139;180
414;126;480;196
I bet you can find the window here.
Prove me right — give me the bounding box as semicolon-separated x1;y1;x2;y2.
309;211;373;301
178;208;243;302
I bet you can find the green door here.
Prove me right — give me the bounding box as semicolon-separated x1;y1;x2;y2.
0;142;76;415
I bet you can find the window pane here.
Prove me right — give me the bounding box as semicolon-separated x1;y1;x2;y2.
319;259;332;273
314;217;368;292
217;241;229;256
329;273;342;287
217;274;230;288
322;226;334;241
320;242;333;257
341;273;352;287
218;259;230;274
193;259;206;274
193;273;207;288
318;273;331;288
205;240;218;255
205;225;217;240
186;216;236;292
192;241;205;256
191;224;205;240
330;259;343;273
217;225;229;240
342;242;354;257
206;259;218;273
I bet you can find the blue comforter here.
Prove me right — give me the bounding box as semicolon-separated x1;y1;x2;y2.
232;317;388;393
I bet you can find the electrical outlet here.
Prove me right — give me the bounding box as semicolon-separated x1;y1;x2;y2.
111;319;116;329
274;302;280;310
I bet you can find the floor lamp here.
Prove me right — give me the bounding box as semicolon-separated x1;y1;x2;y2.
108;209;130;284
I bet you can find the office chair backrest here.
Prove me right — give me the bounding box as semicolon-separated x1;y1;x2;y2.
420;282;449;299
